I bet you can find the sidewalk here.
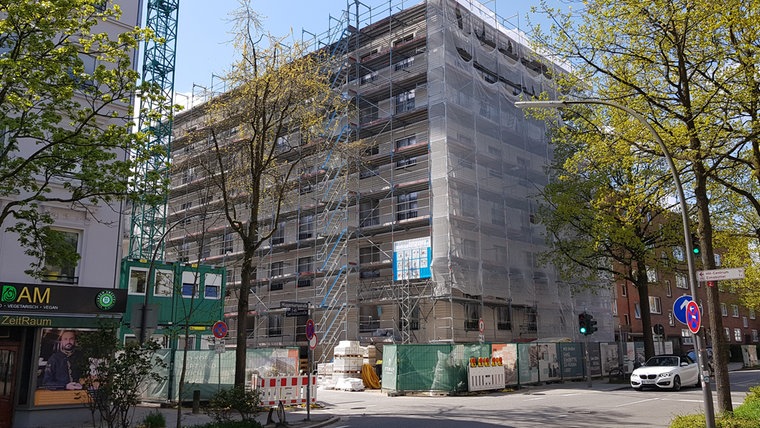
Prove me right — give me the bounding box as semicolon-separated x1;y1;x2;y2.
130;402;339;428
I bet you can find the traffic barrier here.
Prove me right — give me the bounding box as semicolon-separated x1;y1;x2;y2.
252;374;317;406
467;365;506;392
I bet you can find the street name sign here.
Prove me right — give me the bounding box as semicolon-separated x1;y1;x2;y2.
696;268;745;282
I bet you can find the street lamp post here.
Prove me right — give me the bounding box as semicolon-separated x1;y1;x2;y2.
515;99;715;428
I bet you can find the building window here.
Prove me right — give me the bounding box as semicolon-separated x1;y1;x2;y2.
721;303;728;317
621;283;627;297
665;280;672;297
724;327;731;341
298;215;313;240
395;136;417;168
396;192;418;221
668;311;675;326
271;221;285;245
395;89;415;113
360;71;378;84
268;314;283;336
673;246;684;262
464;301;481;330
42;229;80;284
181;272;199;298
750;309;756;320
298;256;313;275
734;328;742;342
155;269;174;296
399;305;420;331
222;232;234;254
649;296;662;314
714;253;721;266
270;261;284;278
732;304;739;317
461;192;477;217
491;200;505;226
359;246;381;264
675;274;687;289
359;200;379;227
128;268;148;295
752;330;758;342
497;306;511;330
634;303;641;319
743;317;749;328
394;56;414;71
624;314;630;326
204;273;221;299
646;267;657;283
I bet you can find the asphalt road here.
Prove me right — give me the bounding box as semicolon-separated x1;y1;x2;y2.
306;369;760;428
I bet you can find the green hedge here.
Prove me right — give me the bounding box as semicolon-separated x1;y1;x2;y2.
670;386;760;428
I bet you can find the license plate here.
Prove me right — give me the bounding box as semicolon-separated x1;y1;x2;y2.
641;379;655;384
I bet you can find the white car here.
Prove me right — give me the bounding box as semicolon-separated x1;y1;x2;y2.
630;355;700;391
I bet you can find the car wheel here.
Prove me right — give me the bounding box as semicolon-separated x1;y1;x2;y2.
672;375;681;391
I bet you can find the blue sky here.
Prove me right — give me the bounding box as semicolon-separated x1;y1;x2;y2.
172;0;566;97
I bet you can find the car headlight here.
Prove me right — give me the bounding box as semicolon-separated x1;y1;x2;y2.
630;373;639;378
658;372;672;378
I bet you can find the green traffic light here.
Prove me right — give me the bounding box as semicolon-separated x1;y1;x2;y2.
693;247;700;255
580;327;587;334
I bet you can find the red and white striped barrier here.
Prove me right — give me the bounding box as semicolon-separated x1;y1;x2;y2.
252;375;317;407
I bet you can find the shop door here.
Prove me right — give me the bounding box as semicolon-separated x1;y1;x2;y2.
0;344;18;428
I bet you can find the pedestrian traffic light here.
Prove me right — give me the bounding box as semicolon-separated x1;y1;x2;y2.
578;312;588;335
691;234;701;255
587;313;598;335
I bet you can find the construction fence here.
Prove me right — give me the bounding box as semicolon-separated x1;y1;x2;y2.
381;341;654;394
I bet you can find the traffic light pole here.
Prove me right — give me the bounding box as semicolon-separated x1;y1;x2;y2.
584;334;592;388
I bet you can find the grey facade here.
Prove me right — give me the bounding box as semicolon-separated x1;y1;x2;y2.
168;0;613;362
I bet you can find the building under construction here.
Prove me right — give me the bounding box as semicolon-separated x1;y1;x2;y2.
167;0;613;363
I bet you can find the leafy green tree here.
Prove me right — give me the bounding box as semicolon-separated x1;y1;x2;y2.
536;105;684;361
0;0;155;273
78;326;166;428
529;0;760;412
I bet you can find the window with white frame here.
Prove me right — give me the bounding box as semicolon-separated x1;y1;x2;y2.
751;309;756;320
222;232;234;254
270;261;284;278
271;221;285;245
359;199;379;227
752;330;758;342
155;269;174;296
204;273;221;299
128;268;148;295
646;267;657;283
497;306;511;330
43;229;81;284
732;305;739;317
359;246;381;264
464;301;481;330
268;314;283;336
743;317;749;328
297;256;313;275
394;56;414;71
634;303;641;319
668;311;675;326
624;314;630;325
673;246;684;262
724;327;731;341
621;283;627;297
665;280;672;297
675;273;688;289
714;253;721;266
181;271;199;298
734;328;742;342
649;296;662;314
721;303;728;316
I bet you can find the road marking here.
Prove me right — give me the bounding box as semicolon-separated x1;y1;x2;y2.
614;397;659;408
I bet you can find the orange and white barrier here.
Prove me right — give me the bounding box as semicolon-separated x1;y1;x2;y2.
467;365;506;392
252;375;317;407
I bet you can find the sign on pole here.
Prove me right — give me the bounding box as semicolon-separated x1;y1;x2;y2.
309;333;318;350
673;295;693;325
212;321;228;339
686;301;701;334
696;267;745;282
306;319;315;340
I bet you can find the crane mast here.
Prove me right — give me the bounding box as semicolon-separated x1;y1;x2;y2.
128;0;180;261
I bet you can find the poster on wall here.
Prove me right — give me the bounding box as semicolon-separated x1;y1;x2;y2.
35;328;95;406
600;343;619;375
536;343;560;382
559;343;584;379
491;343;518;385
517;343;539;384
588;343;602;376
393;237;432;281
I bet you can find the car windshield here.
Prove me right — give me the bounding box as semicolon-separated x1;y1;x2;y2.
646;356;679;367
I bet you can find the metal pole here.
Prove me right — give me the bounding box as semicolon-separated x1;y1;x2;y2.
306;303;312;422
585;335;592;388
515;99;716;427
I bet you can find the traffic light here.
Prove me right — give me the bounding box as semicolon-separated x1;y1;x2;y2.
691;234;701;255
578;312;588;335
587;313;598;335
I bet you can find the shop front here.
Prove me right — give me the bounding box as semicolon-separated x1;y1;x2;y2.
0;282;126;428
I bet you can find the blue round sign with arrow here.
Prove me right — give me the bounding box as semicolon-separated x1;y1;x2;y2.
673;295;693;325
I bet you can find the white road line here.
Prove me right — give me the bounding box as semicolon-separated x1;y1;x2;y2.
614;397;659;408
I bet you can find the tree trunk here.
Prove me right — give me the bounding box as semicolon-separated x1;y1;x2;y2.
635;265;655;360
234;256;252;387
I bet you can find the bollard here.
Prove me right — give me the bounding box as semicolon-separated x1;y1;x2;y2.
192;390;200;414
